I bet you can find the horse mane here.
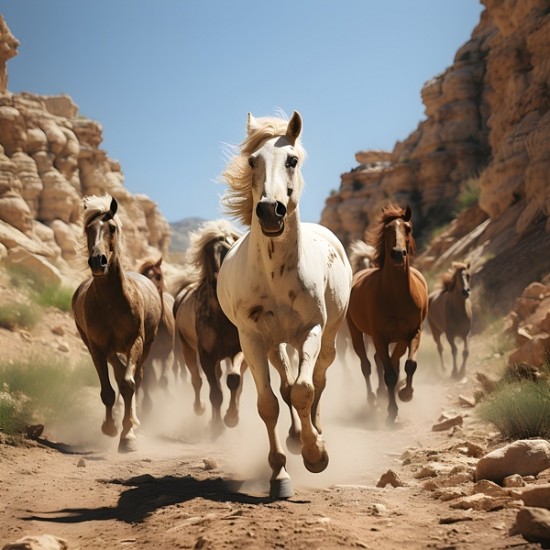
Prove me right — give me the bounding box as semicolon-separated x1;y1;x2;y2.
221;114;306;226
441;261;469;291
138;257;164;292
348;239;376;273
367;204;416;267
81;194;129;270
185;219;241;283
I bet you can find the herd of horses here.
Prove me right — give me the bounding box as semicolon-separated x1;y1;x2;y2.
71;111;473;498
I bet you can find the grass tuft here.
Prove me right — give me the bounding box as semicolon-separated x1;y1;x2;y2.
0;302;42;330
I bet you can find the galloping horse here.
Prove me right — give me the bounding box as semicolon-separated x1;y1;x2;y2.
173;219;245;433
217;111;352;498
346;204;428;424
72;195;162;452
138;257;177;407
427;261;472;379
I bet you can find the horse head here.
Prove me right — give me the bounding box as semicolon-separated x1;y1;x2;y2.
83;196;121;277
384;205;414;268
247;111;304;237
139;257;164;292
455;261;471;298
204;235;235;281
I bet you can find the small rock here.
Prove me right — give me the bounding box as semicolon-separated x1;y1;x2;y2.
510;507;550;546
511;484;550;510
2;534;68;550
58;342;70;353
502;474;525;488
473;479;510;498
376;469;405;488
432;415;463;432
450;493;520;512
458;395;476;407
25;424;44;439
51;325;65;336
371;503;388;516
77;458;86;467
203;458;218;470
415;466;439;479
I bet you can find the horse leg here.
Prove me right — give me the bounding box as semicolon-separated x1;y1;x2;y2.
224;352;245;428
292;324;328;474
398;328;422;402
372;336;398;424
459;334;469;378
110;352;140;453
89;348;118;438
269;346;301;454
181;338;205;415
373;351;386;401
200;352;224;437
140;357;156;419
240;333;292;499
447;334;459;379
432;328;446;372
347;316;376;407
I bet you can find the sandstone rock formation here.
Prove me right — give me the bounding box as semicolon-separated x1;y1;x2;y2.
0;15;171;286
321;1;550;321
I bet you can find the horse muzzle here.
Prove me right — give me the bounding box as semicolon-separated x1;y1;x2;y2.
462;288;471;298
88;254;109;276
256;200;286;237
390;248;407;266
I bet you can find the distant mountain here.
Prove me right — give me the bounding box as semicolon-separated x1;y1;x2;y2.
169;217;206;257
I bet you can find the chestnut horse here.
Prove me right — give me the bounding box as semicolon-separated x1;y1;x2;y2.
72;195;162;452
427;261;472;379
138;257;177;408
217;111;352;498
346;204;428;424
172;219;245;434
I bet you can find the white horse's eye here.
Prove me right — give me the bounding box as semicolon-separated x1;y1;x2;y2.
285;155;298;169
109;224;116;234
248;156;256;169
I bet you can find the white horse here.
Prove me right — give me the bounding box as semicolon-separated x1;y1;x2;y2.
217;111;352;498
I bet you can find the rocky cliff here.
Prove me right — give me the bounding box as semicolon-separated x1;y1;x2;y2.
0;15;171;285
321;0;550;289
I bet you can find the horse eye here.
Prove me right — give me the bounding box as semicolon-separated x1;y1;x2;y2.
109;224;116;234
248;156;256;169
285;155;298;169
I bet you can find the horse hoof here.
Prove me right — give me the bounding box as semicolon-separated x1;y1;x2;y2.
269;478;294;499
367;392;377;408
223;412;239;428
118;438;137;453
286;433;302;455
226;373;241;391
194;403;206;416
101;422;118;438
398;387;414;402
303;448;329;473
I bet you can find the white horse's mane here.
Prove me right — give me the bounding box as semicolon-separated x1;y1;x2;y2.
221;114;306;226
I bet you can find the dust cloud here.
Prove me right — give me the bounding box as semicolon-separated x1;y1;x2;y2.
47;334;457;495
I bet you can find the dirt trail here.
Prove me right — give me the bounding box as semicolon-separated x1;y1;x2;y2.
0;331;542;549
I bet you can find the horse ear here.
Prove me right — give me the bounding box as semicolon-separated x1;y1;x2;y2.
155;257;163;268
403;205;412;222
286;111;302;145
109;197;118;217
247;113;258;135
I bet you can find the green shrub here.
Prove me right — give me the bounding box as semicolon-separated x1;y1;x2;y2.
35;284;74;312
0;355;98;435
477;375;550;440
0;302;42;330
455;177;480;213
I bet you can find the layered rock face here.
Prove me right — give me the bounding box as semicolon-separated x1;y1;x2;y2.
0;16;170;282
321;1;550;256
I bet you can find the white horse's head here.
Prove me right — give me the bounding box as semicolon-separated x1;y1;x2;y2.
222;111;306;235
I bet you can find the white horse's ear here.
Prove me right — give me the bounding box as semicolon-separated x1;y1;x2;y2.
247;113;258;135
403;205;412;222
286;111;302;145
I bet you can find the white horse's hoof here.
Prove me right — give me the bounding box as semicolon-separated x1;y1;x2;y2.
270;478;294;499
118;438;137;453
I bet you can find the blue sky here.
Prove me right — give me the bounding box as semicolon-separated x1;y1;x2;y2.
1;1;483;224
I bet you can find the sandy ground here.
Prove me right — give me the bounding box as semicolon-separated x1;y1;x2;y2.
0;302;545;549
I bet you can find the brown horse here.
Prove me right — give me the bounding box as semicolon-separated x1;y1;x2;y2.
346;204;429;424
172;219;245;434
138;257;178;409
72;195;162;452
427;261;472;379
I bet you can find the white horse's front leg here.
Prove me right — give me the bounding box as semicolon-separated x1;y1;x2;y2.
293;325;328;474
240;333;292;499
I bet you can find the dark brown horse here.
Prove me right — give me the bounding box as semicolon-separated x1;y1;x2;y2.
72;195;162;452
427;261;472;379
138;257;177;409
172;219;245;435
346;204;429;424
